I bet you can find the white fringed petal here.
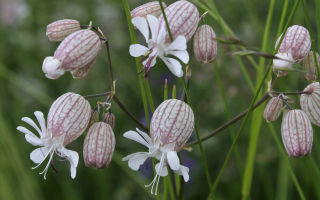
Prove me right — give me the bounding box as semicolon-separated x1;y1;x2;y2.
147;15;159;42
167;151;180;170
58;146;79;179
167;50;189;64
166;36;187;51
123;130;151;148
155;162;168;176
129;44;149;57
30;147;51;164
161;57;183;77
122;152;150;171
34;111;46;137
132;17;149;43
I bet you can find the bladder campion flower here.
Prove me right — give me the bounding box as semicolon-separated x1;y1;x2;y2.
122;99;194;194
129;15;189;77
16;92;91;179
46;19;81;42
263;96;283;122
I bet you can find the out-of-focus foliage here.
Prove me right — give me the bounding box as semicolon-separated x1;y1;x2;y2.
0;0;319;199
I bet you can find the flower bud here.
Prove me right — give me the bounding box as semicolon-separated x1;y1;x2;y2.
83;122;115;168
300;82;320;126
46;19;81;42
193;24;217;64
150;99;194;151
42;29;102;79
86;109;99;132
281;109;313;157
47;92;91;145
70;58;96;79
103;112;115;129
264;96;283;122
158;0;199;42
131;1;167;19
273;25;311;73
303;51;319;82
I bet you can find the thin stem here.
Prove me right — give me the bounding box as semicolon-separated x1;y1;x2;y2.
158;0;173;41
271;91;311;95
113;95;148;131
185;93;270;147
84;92;111;99
105;41;114;90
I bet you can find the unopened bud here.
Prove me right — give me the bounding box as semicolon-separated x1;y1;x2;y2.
300;82;320;126
103;112;115;129
42;29;102;79
281;109;313;157
158;0;199;42
303;51;319;82
46;19;81;42
83;122;115;168
193;24;217;64
131;1;167;19
264;96;283;122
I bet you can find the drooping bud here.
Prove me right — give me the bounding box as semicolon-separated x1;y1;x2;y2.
158;0;199;42
281;109;313;157
103;112;115;129
303;51;319;82
273;25;311;74
83;122;115;168
131;1;167;19
193;24;217;64
42;29;102;79
46;19;81;42
86;109;99;132
150;99;194;151
264;96;283;122
300;82;320;126
47;92;91;145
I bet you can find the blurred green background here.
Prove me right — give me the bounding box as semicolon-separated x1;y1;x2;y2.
0;0;319;199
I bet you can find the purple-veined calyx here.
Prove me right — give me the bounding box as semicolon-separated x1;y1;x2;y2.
131;1;167;19
303;51;319;82
129;15;189;77
273;25;311;75
263;95;283;122
281;109;313;157
46;19;81;42
16;92;91;179
83;122;115;169
122;99;194;195
300;82;320;126
42;29;102;79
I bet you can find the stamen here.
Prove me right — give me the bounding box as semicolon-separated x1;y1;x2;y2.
32;146;54;170
39;151;55;180
145;153;165;195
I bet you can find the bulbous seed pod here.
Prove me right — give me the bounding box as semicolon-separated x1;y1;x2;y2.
47;92;91;145
193;24;217;64
150;99;194;151
264;96;283;122
158;0;199;42
303;51;319;82
83;122;115;168
131;1;167;19
281;109;313;157
42;29;102;79
273;25;311;73
300;82;320;126
46;19;81;42
85;109;99;132
103;112;115;129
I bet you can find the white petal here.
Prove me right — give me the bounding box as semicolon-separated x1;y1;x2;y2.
155;162;168;176
166;50;189;64
30;147;51;164
166;36;187;51
122;152;149;171
21;117;42;137
161;57;183;77
17;126;37;137
25;134;42;146
273;52;294;70
136;128;152;145
123;130;151;148
167;151;180;171
175;165;190;182
147;15;159;42
156;23;167;44
57;146;79;179
132;17;149;42
42;56;64;79
34;111;46;137
129;44;149;57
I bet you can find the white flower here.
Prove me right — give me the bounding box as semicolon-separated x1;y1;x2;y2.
17;111;79;179
129;15;189;77
122;128;189;195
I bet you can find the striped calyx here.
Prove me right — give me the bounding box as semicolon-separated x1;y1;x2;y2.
46;19;80;42
47;92;91;146
303;51;319;82
264;96;283;122
42;29;102;79
131;1;167;19
281;109;313;157
83;122;115;168
150;99;194;151
103;112;115;129
300;82;320;126
158;0;199;42
193;24;217;64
